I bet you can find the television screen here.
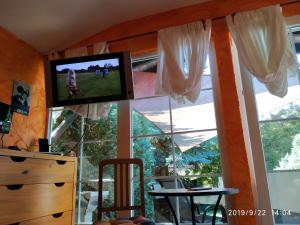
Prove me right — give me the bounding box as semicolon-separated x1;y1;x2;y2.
0;103;12;134
47;52;134;107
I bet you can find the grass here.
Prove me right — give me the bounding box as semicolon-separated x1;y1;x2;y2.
57;71;121;101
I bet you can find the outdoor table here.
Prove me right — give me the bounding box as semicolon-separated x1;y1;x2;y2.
148;187;239;225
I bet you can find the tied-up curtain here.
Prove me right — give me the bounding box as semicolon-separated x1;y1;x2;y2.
156;20;211;103
226;5;298;97
49;42;111;120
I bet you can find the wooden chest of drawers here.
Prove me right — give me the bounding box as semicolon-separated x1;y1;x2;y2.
0;149;77;225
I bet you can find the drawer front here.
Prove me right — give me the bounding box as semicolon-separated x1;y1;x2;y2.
0;183;74;224
0;156;75;185
19;211;72;225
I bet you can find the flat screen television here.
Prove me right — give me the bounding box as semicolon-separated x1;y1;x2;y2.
0;103;12;134
45;51;134;107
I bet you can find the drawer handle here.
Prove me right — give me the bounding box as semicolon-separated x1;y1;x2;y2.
52;212;64;218
54;182;65;187
10;156;26;162
56;160;66;165
6;184;23;190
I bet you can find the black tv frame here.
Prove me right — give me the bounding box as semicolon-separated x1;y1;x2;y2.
45;51;134;107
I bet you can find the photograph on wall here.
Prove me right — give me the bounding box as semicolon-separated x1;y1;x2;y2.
0;102;12;134
12;80;31;116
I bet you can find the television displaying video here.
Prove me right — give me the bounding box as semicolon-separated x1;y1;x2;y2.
0;103;12;134
55;58;122;102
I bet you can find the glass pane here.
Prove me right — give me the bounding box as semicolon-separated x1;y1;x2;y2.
180;176;223;189
132;96;171;135
133;135;174;177
77;181;99;224
50;109;81;144
51;142;80;156
132;57;157;99
78;179;115;224
201;75;212;90
174;132;221;176
254;31;300;225
203;57;211;75
267;170;300;224
260;120;300;171
171;90;216;132
81;142;117;181
147;176;225;224
133;71;157;99
254;73;300;121
84;103;118;141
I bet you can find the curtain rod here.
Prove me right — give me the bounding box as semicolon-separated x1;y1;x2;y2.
107;0;300;45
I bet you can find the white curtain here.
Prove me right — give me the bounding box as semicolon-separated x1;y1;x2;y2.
93;42;109;55
226;5;298;97
156;20;211;103
48;42;111;120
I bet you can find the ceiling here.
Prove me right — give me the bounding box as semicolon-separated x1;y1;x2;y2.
0;0;210;54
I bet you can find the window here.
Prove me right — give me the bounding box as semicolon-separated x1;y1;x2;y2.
49;104;118;224
131;56;224;223
251;28;300;224
48;54;224;225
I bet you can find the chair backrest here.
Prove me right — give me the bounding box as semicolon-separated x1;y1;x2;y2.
98;158;145;220
156;178;192;221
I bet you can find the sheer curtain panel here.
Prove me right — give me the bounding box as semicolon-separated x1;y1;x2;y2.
226;5;298;97
156;20;211;103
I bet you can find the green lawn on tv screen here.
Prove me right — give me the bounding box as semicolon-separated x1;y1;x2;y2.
57;70;121;101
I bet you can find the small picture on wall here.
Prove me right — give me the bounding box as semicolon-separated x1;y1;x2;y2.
12;80;31;116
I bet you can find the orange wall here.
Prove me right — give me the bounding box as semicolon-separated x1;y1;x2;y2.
0;27;47;151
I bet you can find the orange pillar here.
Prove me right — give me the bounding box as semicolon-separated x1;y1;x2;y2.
117;100;131;218
212;19;258;225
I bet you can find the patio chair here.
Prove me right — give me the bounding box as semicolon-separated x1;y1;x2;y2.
156;178;227;223
93;158;155;225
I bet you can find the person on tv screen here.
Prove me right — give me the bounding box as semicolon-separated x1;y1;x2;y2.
66;69;78;99
102;63;112;78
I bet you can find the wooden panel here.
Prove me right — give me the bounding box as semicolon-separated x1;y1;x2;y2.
0;149;75;161
71;0;295;48
0;183;73;224
0;156;75;185
19;211;72;225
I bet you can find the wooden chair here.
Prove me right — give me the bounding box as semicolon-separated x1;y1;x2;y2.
94;158;145;224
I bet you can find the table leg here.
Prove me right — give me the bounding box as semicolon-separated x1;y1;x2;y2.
189;196;196;225
165;196;180;225
212;194;223;225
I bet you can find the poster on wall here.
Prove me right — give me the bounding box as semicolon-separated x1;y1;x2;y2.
12;80;31;116
0;102;12;134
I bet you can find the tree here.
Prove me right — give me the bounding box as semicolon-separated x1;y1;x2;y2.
260;104;300;170
276;133;300;170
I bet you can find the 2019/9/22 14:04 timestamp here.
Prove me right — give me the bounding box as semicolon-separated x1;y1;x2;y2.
228;209;291;216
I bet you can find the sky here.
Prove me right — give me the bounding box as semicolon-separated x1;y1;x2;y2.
56;58;119;71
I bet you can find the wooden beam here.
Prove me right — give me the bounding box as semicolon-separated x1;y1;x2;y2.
71;0;297;49
212;18;258;225
283;1;300;16
109;32;157;56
